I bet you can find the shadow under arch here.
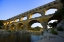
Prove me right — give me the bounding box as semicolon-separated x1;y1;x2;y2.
47;16;62;23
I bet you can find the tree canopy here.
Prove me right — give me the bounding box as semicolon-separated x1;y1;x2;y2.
0;21;4;26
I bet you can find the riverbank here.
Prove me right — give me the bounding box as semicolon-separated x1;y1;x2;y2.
0;29;64;42
35;29;64;42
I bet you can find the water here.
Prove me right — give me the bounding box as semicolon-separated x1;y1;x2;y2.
0;32;43;42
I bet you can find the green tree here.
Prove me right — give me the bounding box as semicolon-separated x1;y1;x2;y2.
0;21;4;29
34;26;41;31
0;21;3;26
60;0;64;6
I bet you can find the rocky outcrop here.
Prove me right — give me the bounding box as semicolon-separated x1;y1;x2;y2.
57;20;64;30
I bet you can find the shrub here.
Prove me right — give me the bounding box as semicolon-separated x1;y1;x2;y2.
57;26;63;31
50;28;58;35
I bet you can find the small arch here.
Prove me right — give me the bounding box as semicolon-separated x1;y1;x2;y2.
16;19;19;22
45;9;57;15
31;13;42;18
22;17;27;20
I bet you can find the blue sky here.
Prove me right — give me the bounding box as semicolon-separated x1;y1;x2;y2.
0;0;57;27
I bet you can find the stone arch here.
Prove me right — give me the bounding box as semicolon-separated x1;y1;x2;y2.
22;16;27;20
33;12;42;15
48;20;58;23
17;23;23;30
48;19;59;28
28;12;42;19
28;20;42;29
45;7;58;15
31;13;42;18
16;19;19;22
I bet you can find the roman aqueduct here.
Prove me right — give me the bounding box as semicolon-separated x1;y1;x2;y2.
3;0;63;31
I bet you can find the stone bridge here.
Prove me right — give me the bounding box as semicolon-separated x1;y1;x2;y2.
3;0;63;31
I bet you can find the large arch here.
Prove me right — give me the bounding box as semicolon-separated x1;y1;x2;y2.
48;19;59;28
31;23;43;28
17;23;23;30
48;20;58;23
27;20;42;29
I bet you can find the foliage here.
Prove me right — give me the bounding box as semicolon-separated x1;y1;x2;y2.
57;26;64;31
60;0;64;6
54;7;64;19
0;21;4;29
35;26;41;30
30;26;41;31
50;28;58;35
0;21;4;26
